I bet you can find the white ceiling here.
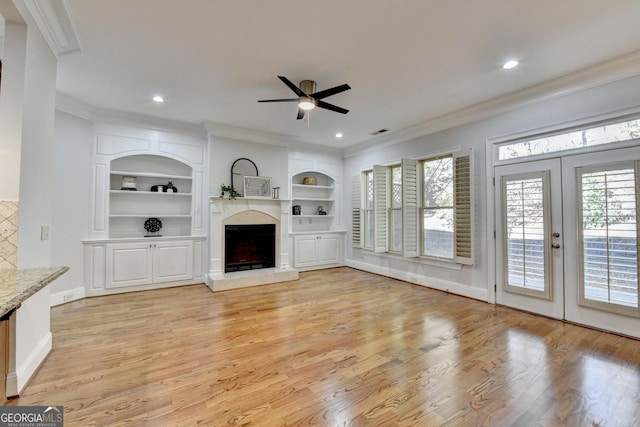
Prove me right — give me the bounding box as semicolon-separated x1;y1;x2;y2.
56;0;640;150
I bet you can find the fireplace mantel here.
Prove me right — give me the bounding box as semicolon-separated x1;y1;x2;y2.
207;197;298;291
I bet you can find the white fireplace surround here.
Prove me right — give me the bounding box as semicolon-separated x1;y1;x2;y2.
207;197;298;291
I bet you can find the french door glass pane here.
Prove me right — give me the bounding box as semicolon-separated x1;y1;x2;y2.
505;178;545;292
581;167;639;308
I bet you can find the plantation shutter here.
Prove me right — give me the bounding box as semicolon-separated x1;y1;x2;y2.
402;159;419;257
352;174;363;248
373;165;388;252
453;150;474;264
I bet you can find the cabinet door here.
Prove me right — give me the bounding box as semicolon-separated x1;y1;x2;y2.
294;236;319;268
317;234;340;265
106;242;153;288
153;240;194;283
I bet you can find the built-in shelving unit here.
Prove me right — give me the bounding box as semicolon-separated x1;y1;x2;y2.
108;155;194;238
289;171;345;270
84;126;207;297
291;173;335;232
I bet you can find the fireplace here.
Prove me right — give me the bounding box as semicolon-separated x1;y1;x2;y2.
208;197;298;292
225;224;276;273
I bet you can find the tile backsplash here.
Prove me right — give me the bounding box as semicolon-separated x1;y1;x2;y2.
0;201;18;269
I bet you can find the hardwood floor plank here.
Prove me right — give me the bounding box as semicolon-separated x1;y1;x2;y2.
4;267;640;426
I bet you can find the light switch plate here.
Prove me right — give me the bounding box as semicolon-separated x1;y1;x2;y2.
41;225;49;240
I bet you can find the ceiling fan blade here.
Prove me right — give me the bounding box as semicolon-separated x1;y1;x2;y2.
258;98;298;103
311;83;351;100
278;76;306;97
297;108;305;120
316;100;349;114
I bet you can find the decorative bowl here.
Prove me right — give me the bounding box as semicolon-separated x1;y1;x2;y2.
302;177;317;185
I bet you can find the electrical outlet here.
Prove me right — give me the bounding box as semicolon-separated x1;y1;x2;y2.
40;225;50;240
63;294;73;302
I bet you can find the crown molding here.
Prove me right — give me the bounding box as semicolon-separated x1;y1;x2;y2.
204;121;297;147
203;121;343;154
13;0;81;56
343;49;640;158
56;92;207;138
92;109;207;139
56;92;94;120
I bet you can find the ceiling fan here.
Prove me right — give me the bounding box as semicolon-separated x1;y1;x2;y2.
258;76;351;120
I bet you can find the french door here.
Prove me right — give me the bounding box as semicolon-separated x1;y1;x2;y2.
495;146;640;338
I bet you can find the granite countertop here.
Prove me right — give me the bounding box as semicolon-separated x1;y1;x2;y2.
0;267;69;319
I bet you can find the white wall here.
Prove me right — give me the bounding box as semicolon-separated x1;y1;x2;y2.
14;285;50;393
0;21;26;201
209;137;289;198
343;74;640;301
50;111;93;296
16;17;57;268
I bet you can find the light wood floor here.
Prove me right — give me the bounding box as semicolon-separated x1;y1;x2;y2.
5;268;640;426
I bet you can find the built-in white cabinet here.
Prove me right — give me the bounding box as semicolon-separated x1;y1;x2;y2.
84;236;205;296
293;233;342;269
84;123;207;296
288;160;345;270
106;240;194;289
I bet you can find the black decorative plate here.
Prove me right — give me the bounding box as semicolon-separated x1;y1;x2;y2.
144;217;163;233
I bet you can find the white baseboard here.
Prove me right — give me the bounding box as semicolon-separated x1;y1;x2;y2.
50;286;86;307
7;332;52;396
345;259;489;302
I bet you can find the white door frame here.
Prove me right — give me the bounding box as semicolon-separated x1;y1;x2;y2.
486;137;640;337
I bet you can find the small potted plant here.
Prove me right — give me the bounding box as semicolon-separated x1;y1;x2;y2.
220;184;240;200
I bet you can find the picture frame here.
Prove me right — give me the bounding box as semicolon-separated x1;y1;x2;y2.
243;176;271;198
121;175;137;191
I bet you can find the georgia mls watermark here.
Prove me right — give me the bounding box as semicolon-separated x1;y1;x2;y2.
0;406;63;427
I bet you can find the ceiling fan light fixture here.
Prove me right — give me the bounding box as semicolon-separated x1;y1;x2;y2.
298;97;316;111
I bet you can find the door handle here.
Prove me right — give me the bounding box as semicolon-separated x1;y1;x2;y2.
551;243;561;249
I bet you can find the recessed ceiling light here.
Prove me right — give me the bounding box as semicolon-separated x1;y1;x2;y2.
335;133;343;138
503;60;519;70
152;95;164;103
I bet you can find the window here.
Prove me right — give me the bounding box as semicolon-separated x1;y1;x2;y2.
422;156;454;258
363;170;374;250
390;165;402;252
498;117;640;161
352;150;473;265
